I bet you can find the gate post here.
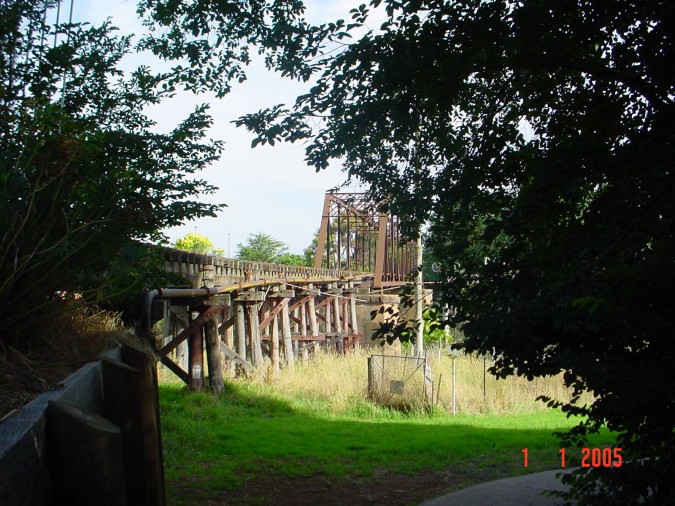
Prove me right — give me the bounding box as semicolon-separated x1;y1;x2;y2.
367;356;375;400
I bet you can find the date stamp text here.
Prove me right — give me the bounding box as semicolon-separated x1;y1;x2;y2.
522;447;622;468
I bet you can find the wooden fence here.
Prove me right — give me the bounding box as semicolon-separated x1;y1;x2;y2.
0;344;164;506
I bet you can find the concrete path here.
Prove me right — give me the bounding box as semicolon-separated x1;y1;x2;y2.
420;469;574;506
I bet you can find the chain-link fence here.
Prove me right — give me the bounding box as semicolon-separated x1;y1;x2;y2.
367;354;433;410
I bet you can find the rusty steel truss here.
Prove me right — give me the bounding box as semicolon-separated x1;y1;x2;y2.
314;193;416;288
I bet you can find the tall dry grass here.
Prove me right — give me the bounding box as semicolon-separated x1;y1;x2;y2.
1;305;133;418
255;348;371;417
426;350;592;415
186;346;593;417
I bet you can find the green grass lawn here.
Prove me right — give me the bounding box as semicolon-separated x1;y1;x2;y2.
160;380;615;505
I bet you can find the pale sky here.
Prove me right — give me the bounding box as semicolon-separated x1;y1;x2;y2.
65;0;372;255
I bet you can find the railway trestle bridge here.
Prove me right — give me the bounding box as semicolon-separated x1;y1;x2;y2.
144;193;421;391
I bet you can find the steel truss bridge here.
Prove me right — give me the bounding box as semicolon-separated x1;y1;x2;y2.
315;193;417;288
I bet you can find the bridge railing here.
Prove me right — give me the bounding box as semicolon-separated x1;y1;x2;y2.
161;247;368;288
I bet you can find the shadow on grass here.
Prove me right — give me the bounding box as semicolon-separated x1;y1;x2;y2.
159;382;613;506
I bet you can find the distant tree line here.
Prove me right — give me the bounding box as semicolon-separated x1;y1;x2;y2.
173;232;313;266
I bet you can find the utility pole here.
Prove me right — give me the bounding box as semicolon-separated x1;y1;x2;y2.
414;234;424;356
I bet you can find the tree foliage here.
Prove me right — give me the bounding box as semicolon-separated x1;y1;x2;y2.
234;232;310;266
135;0;347;97
276;252;309;266
173;232;222;256
236;232;289;263
228;1;675;503
0;0;310;347
303;229;319;267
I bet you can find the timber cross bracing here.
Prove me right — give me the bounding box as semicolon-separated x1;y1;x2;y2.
314;193;416;288
145;257;370;389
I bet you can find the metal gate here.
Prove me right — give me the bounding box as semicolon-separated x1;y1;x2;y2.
367;354;433;410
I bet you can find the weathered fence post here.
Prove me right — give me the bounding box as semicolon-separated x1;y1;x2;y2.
122;345;165;505
367;356;375;400
47;400;127;506
101;348;165;506
1;343;166;505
